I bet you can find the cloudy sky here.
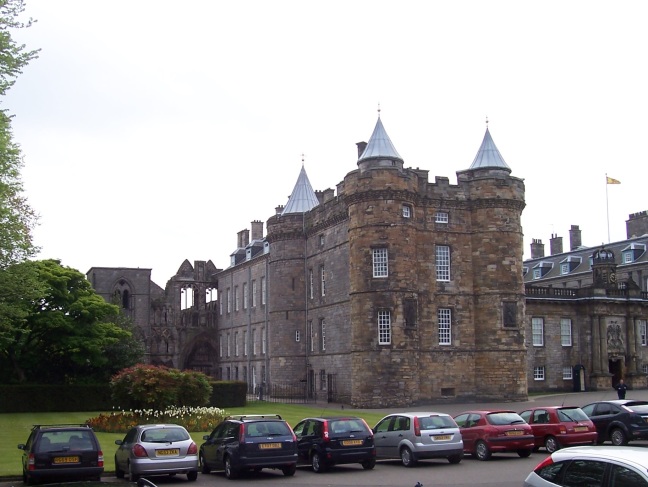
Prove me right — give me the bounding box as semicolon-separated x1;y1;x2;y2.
5;0;648;286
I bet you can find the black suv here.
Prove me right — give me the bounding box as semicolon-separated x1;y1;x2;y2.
199;414;298;479
17;424;104;485
292;416;376;472
581;400;648;445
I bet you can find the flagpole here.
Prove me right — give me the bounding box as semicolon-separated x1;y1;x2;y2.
606;173;610;243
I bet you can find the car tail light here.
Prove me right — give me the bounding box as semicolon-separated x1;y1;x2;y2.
559;426;567;434
413;416;421;437
27;453;35;471
323;421;330;442
533;455;554;472
240;424;246;443
98;450;104;467
187;442;197;455
133;444;148;458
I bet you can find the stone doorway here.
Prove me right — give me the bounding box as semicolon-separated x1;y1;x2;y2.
608;357;624;385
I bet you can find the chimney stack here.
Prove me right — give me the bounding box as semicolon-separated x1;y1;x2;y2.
550;234;563;255
237;229;250;248
356;141;367;159
530;239;545;259
569;225;582;250
251;220;264;241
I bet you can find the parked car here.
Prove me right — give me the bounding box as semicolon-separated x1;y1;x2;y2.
17;423;104;485
199;414;298;479
114;424;199;481
292;416;375;472
523;445;648;486
453;410;534;461
372;412;463;467
580;399;648;445
519;406;597;453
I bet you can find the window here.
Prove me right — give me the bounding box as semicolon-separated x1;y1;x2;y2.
402;205;411;218
295;330;300;342
532;317;544;346
320;319;326;351
563;367;573;380
320;265;326;296
438;308;451;345
226;333;230;357
243;283;248;309
435;245;450;282
378;310;391;345
373;248;389;278
252;328;257;355
533;366;545;381
244;330;248;356
435;211;448;223
561;318;572;346
261;277;266;305
219;334;223;357
252;280;257;307
643;364;648;374
503;301;517;328
320;370;327;390
261;327;266;354
533;269;542;279
234;286;239;311
640;320;647;346
226;288;231;313
309;320;314;352
219;291;223;315
309;269;313;299
560;263;569;275
235;331;239;356
319;234;324;246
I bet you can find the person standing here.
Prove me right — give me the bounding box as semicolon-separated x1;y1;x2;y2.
615;378;628;399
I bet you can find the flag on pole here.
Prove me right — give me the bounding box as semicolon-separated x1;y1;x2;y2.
606;176;621;185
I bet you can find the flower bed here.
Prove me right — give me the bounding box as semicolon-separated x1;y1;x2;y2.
86;406;227;433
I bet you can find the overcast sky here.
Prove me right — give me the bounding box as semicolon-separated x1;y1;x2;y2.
5;0;647;286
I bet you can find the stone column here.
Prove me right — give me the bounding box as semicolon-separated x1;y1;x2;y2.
628;316;638;374
600;316;609;373
592;314;601;374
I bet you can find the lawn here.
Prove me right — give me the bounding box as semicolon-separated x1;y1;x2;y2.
0;402;387;478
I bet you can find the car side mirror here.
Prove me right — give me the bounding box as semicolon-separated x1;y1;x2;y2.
115;440;123;445
17;444;25;450
203;435;209;441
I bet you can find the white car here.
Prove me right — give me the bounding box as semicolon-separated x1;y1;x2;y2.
524;445;648;486
372;412;463;467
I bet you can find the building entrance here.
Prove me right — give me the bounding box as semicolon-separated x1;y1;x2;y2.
609;357;624;385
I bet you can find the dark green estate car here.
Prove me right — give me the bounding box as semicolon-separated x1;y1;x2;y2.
17;424;104;485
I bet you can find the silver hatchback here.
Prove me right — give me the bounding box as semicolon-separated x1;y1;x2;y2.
114;424;199;481
372;412;463;467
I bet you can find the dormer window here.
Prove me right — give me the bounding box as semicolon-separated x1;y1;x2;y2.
559;256;582;275
402;204;412;218
230;255;236;266
622;243;646;264
246;248;252;261
532;261;553;279
264;242;270;254
523;266;529;276
435;212;449;224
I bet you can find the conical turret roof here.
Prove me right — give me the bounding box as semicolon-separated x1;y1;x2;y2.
358;117;403;162
281;165;319;215
469;127;510;170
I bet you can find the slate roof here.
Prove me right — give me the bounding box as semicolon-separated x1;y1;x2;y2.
281;165;319;215
469;127;510;170
358;117;403;162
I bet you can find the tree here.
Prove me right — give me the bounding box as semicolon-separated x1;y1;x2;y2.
0;259;142;383
0;0;39;268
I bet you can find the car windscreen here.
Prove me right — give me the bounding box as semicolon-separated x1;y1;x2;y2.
419;415;457;430
486;412;526;425
37;430;95;452
141;428;190;442
625;402;648;414
246;421;292;437
329;419;370;436
557;407;590;422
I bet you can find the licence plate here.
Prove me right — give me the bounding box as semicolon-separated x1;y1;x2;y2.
156;449;179;456
506;430;523;436
341;439;363;446
53;456;79;464
259;443;281;450
574;426;588;432
433;435;452;441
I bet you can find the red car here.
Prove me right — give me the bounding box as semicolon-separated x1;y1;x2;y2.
453;410;534;461
519;406;597;453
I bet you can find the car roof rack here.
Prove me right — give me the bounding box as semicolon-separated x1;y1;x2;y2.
227;414;282;421
31;424;92;430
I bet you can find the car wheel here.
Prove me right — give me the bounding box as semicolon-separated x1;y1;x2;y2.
517;449;532;458
224;456;239;480
128;462;140;482
115;457;125;479
610;428;628;446
187;471;198;481
282;464;297;476
312;452;327;473
448;454;463;464
475;440;491;461
199;453;210;474
400;446;417;467
361;458;376;470
544;436;559;453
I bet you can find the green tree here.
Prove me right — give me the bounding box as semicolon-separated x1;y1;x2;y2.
0;259;139;383
0;0;39;268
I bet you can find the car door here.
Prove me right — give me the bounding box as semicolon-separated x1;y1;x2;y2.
591;403;615;440
531;409;551;441
373;416;397;458
201;422;229;468
115;428;137;471
456;414;480;452
293;419;315;462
